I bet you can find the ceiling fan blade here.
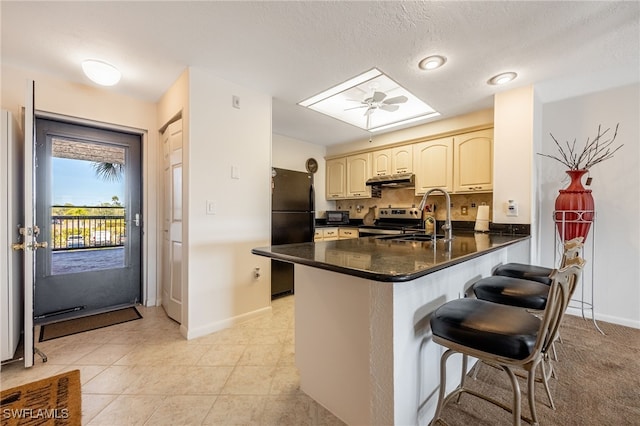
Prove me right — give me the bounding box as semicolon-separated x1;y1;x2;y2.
380;104;399;112
344;105;368;111
383;95;408;105
371;91;387;103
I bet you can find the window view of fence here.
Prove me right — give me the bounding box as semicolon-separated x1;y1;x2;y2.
51;206;126;250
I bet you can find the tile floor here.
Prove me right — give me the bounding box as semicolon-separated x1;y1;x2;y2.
0;296;346;425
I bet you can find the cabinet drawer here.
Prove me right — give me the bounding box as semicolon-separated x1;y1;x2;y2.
338;228;359;239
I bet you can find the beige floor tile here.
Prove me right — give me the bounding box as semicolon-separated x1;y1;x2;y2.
221;366;276;395
197;344;246;366
202;395;266;425
82;393;118;424
0;362;65;390
125;365;233;395
261;394;317;426
82;365;147;394
57;364;107;385
36;343;103;365
87;394;166;425
143;395;217;425
74;343;136;365
278;344;296;366
237;344;283;366
270;366;302;395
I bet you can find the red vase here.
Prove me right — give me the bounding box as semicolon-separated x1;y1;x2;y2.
554;170;595;241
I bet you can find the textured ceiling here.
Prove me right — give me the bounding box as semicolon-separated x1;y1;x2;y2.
2;1;638;146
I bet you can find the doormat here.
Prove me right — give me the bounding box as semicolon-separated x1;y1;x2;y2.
38;307;142;342
0;369;81;425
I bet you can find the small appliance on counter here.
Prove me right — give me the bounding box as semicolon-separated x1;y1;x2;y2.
474;205;490;232
325;210;350;225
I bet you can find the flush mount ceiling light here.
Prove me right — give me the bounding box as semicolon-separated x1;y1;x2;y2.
299;68;439;132
488;72;518;86
81;59;121;86
418;55;447;70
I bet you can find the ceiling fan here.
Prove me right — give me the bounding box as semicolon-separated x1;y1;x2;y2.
345;91;408;129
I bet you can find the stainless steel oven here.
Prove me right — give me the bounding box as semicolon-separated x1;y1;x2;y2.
358;207;423;237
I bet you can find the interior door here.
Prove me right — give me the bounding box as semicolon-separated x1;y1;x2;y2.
23;80;36;367
1;110;24;363
161;119;183;323
33;118;142;323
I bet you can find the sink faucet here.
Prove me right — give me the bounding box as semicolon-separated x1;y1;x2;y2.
418;188;453;242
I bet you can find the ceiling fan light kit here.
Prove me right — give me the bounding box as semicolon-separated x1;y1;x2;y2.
298;68;438;132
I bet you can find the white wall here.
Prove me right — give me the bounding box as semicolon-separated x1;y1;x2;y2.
272;133;334;215
538;83;640;328
1;64;160;307
184;67;272;339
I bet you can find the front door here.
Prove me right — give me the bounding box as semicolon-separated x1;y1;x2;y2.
33;118;142;323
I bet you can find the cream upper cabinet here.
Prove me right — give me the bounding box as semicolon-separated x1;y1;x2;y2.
453;129;493;193
346;153;372;198
392;146;412;174
372;150;392;176
372;146;412;176
326;157;346;199
413;137;454;194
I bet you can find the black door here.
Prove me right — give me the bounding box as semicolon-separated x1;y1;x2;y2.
33;118;142;323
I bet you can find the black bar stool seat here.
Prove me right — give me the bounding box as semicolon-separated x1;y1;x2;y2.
473;276;549;310
493;263;553;285
431;298;540;360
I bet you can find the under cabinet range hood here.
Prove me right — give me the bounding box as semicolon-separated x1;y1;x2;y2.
366;173;415;187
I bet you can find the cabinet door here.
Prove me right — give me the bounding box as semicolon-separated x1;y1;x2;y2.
372;149;391;176
326;157;346;199
413;137;453;194
454;129;493;192
346;153;372;198
392;146;413;174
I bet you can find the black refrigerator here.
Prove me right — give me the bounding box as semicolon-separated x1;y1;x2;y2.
271;167;314;297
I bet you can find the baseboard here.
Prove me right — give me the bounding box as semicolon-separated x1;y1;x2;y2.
184;305;273;340
566;308;640;329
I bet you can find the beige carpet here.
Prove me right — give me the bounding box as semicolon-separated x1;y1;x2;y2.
0;370;81;425
39;307;142;342
437;314;640;425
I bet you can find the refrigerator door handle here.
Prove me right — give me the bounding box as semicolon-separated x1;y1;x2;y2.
309;183;315;212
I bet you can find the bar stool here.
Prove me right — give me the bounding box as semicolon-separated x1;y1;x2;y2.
429;259;584;426
492;237;583;284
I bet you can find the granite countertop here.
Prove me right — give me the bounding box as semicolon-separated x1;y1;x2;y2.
252;231;530;282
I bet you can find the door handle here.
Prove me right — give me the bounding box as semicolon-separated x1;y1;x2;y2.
12;241;48;251
134;213;141;227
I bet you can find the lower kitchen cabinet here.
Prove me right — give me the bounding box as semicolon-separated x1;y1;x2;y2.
315;227;359;241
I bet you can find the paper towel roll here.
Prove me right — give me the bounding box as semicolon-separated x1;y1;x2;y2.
474;205;490;232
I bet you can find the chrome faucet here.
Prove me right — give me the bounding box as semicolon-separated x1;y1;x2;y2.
418;188;453;242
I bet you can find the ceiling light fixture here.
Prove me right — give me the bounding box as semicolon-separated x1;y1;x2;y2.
298;68;438;132
81;59;121;86
488;72;517;86
418;55;446;71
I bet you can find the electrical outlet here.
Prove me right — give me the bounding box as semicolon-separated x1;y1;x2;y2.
461;206;468;215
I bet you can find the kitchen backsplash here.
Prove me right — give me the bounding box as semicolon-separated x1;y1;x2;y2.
333;188;493;222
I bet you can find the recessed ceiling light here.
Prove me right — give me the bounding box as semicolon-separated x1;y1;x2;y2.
488;72;517;86
418;55;447;71
81;59;121;86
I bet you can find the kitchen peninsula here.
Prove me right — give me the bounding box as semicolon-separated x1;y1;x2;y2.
252;232;530;425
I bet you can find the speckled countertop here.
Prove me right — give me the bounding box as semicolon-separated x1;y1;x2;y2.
252;231;530;282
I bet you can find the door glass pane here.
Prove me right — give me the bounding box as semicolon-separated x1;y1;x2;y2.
50;138;126;275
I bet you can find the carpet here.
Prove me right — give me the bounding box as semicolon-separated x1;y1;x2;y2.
38;307;142;342
435;314;640;425
0;369;81;425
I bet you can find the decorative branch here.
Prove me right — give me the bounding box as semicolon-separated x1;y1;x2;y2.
537;123;622;170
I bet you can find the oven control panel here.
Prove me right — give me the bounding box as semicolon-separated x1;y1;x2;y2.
378;207;422;219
